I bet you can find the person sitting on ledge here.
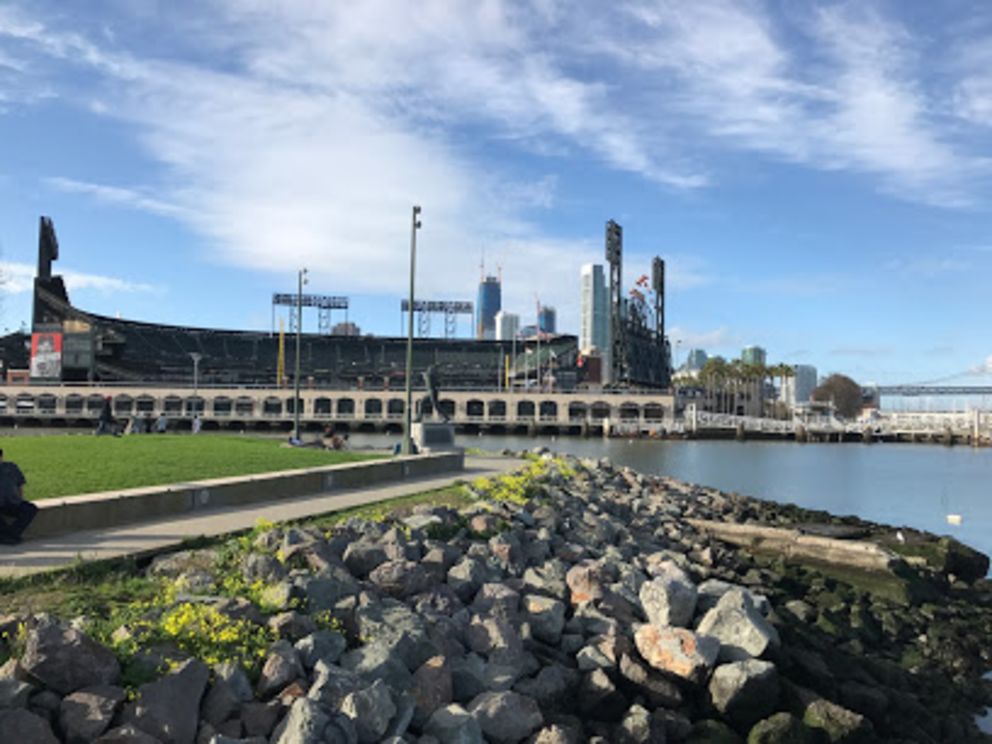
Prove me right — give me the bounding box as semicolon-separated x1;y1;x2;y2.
0;448;35;546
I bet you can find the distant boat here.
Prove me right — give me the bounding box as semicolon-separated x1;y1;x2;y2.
946;514;963;525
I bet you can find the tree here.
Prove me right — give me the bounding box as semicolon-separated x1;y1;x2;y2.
812;373;863;419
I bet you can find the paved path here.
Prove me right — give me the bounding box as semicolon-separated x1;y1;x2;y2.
0;455;520;579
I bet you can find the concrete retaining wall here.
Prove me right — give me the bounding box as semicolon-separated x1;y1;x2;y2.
26;452;464;540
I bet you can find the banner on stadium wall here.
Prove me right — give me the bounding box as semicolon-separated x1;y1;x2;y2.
30;332;62;378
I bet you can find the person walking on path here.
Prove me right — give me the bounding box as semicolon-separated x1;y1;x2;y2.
0;448;35;545
192;414;202;435
95;396;118;436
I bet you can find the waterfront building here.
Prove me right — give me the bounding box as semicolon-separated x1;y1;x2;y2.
741;345;767;367
538;306;556;334
476;275;502;340
495;311;519;341
783;364;818;406
686;348;708;372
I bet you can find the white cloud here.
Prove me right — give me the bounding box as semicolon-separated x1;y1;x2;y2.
586;0;986;207
46;177;185;219
0;261;154;295
1;0;990;341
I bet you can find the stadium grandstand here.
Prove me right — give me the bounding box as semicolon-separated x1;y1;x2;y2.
2;217;579;390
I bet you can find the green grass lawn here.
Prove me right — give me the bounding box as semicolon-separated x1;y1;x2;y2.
0;434;383;500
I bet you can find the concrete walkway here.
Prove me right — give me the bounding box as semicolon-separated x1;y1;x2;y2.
0;455;520;579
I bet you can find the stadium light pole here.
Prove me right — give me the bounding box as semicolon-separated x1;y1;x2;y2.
294;268;308;442
403;206;422;456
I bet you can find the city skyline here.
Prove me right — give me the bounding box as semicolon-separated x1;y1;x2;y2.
0;2;991;385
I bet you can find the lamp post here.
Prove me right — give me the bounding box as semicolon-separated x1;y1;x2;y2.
403;206;422;456
189;352;202;416
294;268;308;442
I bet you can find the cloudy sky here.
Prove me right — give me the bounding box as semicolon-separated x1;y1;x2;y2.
0;0;990;385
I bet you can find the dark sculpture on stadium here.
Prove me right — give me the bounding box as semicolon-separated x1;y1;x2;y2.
415;365;448;423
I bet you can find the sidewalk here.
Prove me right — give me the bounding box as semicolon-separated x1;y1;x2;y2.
0;455;520;579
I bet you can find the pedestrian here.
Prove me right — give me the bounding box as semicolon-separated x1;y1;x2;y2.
192;414;202;435
155;412;168;433
95;396;118;436
0;448;35;545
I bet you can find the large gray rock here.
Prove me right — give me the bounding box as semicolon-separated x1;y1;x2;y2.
565;562;605;604
271;698;358;744
339;642;412;692
633;625;719;685
472;584;521;621
301;572;359;612
618;653;682;709
448;558;489;603
256;640;304;699
200;677;241;728
21;620;121;694
341;679;397;743
638;562;697;628
369;560;436;598
616;703;665;744
468;690;543;742
342;541;388;578
708;659;780;729
747;712;812;743
354;599;438;671
424;704;484;744
304;660;356;705
466;615;523;660
122;658;208;744
522;561;569;601
802;699;874;743
696;589;780;661
0;708;59;744
512;664;580;710
0;676;34;708
413;656;454;726
213;661;254;703
295;630;348;670
60;685;126;744
522;595;566;645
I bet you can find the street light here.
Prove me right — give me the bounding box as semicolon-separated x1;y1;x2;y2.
403;206;422;456
189;352;202;415
294;268;308;442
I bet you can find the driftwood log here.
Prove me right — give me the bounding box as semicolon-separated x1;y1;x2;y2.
687;519;902;574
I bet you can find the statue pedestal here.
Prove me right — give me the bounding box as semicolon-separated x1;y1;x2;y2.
412;422;460;454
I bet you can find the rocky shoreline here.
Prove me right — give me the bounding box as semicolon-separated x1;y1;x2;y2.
1;453;991;743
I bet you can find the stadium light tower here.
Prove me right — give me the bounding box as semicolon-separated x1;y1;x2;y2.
403;206;422;456
294;268;308;442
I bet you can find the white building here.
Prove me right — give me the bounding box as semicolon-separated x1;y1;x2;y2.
783;364;818;406
580;263;609;350
580;263;610;383
495;311;520;341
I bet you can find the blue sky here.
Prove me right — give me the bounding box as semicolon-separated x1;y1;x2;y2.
1;0;991;385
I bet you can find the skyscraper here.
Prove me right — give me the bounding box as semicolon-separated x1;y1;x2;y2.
476;275;501;340
538;306;556;334
580;264;608;353
741;345;767;367
495;311;519;341
686;349;708;371
783;364;818;406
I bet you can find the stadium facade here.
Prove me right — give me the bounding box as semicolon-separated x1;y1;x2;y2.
6;218;580;390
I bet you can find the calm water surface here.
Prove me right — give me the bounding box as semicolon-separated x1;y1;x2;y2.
358;433;992;563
